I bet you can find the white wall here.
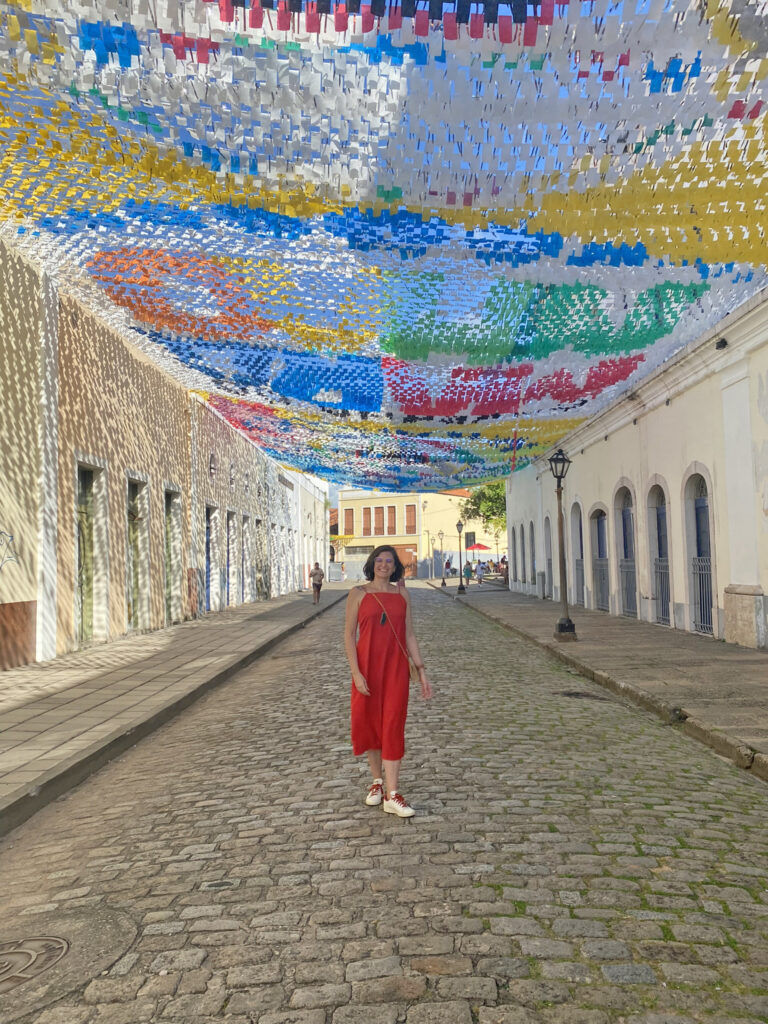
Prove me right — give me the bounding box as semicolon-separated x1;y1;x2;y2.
0;250;330;669
191;398;328;608
506;289;768;649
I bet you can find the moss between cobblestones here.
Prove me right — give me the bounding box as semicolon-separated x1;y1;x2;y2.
5;593;768;1024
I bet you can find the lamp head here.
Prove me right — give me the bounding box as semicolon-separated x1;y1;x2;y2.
548;448;571;482
456;519;464;534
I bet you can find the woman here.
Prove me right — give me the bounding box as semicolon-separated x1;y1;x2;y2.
309;561;325;604
344;545;433;817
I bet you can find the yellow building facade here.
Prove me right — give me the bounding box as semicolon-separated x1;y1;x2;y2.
336;488;505;580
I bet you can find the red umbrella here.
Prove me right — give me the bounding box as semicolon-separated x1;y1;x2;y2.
466;542;491;551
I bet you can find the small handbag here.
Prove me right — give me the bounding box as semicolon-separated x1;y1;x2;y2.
369;592;421;682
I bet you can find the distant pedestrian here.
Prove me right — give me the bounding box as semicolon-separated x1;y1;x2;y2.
445;558;451;575
309;562;325;604
462;562;472;586
344;544;433;818
475;562;485;585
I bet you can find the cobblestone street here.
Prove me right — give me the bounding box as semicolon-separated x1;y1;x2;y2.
3;586;768;1024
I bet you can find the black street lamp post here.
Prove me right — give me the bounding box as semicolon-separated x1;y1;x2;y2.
438;530;446;587
548;448;577;641
456;520;466;593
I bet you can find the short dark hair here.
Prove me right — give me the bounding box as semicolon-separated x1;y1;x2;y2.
362;545;405;582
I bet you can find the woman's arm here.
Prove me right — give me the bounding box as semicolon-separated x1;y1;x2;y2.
402;589;433;700
344;588;370;695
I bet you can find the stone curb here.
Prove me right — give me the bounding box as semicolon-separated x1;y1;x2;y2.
0;591;348;839
430;582;766;784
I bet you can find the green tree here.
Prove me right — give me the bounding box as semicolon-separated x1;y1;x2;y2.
459;480;507;533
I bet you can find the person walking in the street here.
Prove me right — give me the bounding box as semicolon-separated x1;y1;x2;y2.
309;562;325;604
475;562;485;586
344;544;432;818
462;561;472;587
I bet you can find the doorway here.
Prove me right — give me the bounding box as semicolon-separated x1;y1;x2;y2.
616;488;637;618
591;510;609;611
571;503;585;606
76;466;95;645
687;475;713;634
648;486;670;626
126;479;147;631
205;506;214;612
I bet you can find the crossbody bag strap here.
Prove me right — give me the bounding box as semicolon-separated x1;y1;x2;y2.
368;591;412;665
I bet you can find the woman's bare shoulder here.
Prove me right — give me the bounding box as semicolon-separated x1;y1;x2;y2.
347;585;367;603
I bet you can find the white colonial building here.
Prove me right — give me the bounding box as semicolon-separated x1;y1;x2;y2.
0;240;329;670
505;289;768;651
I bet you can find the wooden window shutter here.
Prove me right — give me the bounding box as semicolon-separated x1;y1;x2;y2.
405;504;416;534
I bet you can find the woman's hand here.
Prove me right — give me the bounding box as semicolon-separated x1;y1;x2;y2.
352;671;370;696
418;668;433;700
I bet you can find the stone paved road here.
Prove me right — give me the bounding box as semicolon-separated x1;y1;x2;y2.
3;587;768;1024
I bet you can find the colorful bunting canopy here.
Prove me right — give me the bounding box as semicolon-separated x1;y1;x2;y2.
1;0;766;488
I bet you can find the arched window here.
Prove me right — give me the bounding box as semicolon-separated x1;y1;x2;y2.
685;474;713;634
511;527;518;581
647;485;670;625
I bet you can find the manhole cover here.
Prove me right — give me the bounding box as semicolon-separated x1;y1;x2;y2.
0;937;70;993
555;689;611;702
0;908;136;1023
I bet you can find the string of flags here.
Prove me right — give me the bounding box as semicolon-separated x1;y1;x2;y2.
1;0;766;488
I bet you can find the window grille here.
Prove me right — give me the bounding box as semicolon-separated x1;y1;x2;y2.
692;556;713;634
619;558;637;617
593;558;609;611
574;558;585;606
654;557;670;625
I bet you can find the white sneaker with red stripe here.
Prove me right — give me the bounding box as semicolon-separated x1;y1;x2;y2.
383;791;415;817
365;779;384;806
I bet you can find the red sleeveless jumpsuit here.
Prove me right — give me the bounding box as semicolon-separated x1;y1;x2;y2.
350;591;410;761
